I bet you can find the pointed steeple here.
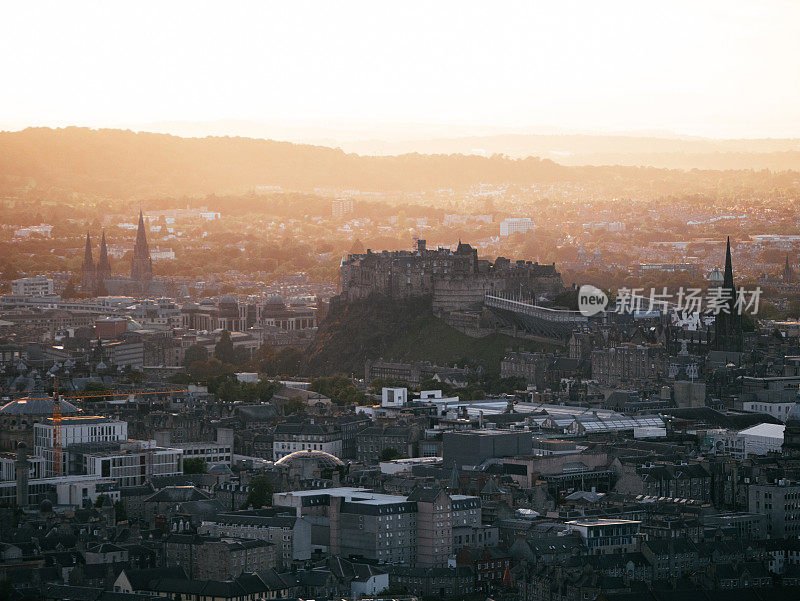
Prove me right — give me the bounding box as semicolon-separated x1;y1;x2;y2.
713;236;743;352
723;236;734;291
130;210;153;285
83;233;94;268
80;233;96;290
96;231;112;280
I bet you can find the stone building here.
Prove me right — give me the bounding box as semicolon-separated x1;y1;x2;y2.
357;425;420;463
591;343;668;387
165;534;276;580
339;240;563;312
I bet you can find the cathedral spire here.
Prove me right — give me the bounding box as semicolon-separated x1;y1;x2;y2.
136;210;147;248
83;233;94;268
723;236;734;291
130;210;153;286
96;230;112;281
80;233;95;290
713;236;743;352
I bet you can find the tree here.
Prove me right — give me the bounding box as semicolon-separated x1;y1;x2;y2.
273;347;303;375
349;238;365;254
82;382;111;394
183;343;209;366
368;377;409;392
380;447;402;462
0;259;19;281
187;357;230;382
124;368;144;385
283;396;306;415
310;375;368;405
214;330;236;364
183;457;208;474
244;475;273;509
114;500;127;522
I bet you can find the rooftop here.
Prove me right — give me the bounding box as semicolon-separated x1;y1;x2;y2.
567;518;642;527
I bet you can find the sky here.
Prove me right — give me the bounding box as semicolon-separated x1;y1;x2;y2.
1;0;799;139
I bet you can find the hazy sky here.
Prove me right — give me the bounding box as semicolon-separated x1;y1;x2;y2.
2;0;799;139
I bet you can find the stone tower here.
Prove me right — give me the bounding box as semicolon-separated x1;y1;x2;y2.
80;233;96;291
130;210;153;286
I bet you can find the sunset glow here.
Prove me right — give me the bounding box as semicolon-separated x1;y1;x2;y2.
2;0;799;138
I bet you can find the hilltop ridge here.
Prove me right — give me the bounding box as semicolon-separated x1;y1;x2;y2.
0;127;798;200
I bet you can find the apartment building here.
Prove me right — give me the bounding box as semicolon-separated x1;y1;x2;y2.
34;416;127;476
157;428;234;466
273;486;481;567
166;534;276;580
273;422;343;460
749;482;800;537
198;510;312;569
10;276;54;296
566;518;641;555
72;441;183;487
499;217;534;237
356;425;419;463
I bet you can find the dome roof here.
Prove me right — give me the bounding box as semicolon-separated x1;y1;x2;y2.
0;395;80;416
275;450;344;468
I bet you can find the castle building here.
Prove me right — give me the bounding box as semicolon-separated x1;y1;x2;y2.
338;239;563;313
712;237;743;352
130;210;153;285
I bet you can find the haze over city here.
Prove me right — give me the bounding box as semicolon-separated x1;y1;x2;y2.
3;2;800;601
2;0;800;140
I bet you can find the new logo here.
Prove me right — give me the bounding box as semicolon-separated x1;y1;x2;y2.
578;285;608;317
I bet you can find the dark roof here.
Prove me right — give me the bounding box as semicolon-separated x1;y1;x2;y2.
1;395;80;415
407;486;445;503
121;566;189;591
143;486;211;503
389;566;474;578
662;407;782;428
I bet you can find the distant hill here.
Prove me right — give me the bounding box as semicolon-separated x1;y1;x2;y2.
0;127;798;199
341;133;800;171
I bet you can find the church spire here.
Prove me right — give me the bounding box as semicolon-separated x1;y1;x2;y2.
723;236;734;291
80;233;95;290
96;230;112;281
130;210;153;286
83;233;94;268
713;236;743;352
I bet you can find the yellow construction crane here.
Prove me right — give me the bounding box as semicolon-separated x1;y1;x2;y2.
61;389;186;399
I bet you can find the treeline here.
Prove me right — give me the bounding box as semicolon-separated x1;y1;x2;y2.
1;127;798;199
